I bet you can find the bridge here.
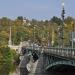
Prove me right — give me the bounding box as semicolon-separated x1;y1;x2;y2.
7;0;75;74
19;46;75;75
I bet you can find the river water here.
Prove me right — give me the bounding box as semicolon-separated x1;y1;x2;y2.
19;69;75;75
0;65;75;75
0;61;75;75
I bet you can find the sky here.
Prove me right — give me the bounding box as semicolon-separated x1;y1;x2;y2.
0;0;75;20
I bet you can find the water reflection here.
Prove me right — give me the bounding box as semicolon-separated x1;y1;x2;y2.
12;68;75;75
47;71;75;75
19;68;75;75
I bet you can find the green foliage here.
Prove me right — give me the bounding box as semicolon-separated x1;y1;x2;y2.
51;16;62;25
17;16;23;21
0;16;75;74
0;46;11;63
0;16;75;47
0;46;19;73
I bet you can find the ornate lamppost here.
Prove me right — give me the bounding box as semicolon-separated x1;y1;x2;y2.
33;25;36;51
61;0;65;47
8;24;12;47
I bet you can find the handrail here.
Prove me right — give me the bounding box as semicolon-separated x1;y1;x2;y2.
22;46;75;58
44;47;75;58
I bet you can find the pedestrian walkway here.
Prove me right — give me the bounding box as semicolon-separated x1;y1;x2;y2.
28;60;39;75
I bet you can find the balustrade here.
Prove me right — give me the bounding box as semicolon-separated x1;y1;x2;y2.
22;45;75;59
44;47;75;58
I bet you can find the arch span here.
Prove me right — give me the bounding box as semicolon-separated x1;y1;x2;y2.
45;60;75;71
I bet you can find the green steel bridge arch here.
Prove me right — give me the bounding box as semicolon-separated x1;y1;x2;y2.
43;47;75;71
20;46;75;72
45;58;75;71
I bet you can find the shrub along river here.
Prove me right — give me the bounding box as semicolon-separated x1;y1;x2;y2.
0;46;20;75
0;62;17;75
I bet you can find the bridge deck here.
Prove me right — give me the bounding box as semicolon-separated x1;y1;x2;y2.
28;60;38;75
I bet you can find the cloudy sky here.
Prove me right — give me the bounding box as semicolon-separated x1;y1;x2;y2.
0;0;74;20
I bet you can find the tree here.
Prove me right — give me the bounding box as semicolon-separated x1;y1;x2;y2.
51;16;62;25
17;16;23;21
1;17;10;26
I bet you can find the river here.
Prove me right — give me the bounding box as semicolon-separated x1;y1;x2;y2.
0;61;75;75
0;64;75;75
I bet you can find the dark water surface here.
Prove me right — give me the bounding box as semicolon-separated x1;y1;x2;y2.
19;68;75;75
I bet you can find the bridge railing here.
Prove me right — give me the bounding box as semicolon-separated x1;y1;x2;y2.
21;45;75;58
20;46;42;55
44;47;75;58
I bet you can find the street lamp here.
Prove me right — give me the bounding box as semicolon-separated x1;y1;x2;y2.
8;22;12;47
33;25;36;51
48;32;50;47
72;22;74;48
61;0;65;47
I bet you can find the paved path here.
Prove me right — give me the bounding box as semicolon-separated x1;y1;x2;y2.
28;60;38;75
